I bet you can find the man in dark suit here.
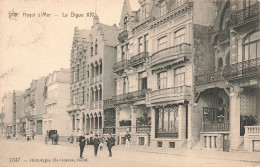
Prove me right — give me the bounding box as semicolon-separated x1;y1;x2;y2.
93;135;100;156
79;132;86;158
106;133;115;157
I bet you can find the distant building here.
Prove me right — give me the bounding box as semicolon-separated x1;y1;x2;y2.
23;77;46;139
1;92;13;135
13;90;24;137
43;69;70;138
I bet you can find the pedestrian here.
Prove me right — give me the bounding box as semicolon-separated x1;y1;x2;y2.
93;135;100;156
125;131;131;148
79;132;86;158
99;136;104;151
106;133;115;157
51;133;55;145
32;131;35;140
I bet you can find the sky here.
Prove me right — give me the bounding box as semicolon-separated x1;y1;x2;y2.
0;0;139;100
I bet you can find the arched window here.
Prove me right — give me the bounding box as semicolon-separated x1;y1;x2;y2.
91;42;93;56
243;31;260;61
158;36;167;50
124;17;128;30
225;53;230;66
95;39;98;54
174;28;186;45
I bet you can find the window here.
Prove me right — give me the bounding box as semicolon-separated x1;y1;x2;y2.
144;34;149;52
158;72;167;89
141;4;147;19
157;107;179;132
91;42;93;56
174;67;185;87
160;1;167;16
82;86;85;104
100;62;102;74
175;28;186;45
124;17;128;31
99;87;102;100
138;37;143;53
77;64;80;81
82;62;86;78
87;88;89;103
95;39;98;54
121;46;125;60
243;31;260;61
123;77;127;94
158;36;167;51
126;44;129;60
72;115;75;130
139;72;147;90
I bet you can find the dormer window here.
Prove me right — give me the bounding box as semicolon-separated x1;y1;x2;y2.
160;1;167;17
124;17;128;31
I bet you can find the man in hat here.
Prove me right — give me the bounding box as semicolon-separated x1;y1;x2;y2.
79;132;86;158
93;135;100;156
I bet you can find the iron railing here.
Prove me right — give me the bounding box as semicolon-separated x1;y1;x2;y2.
118;30;128;43
229;2;259;26
113;60;129;72
223;57;260;79
195;71;224;86
129;52;148;66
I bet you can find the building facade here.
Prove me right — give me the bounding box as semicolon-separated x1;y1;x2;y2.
23;77;46;139
13;91;25;138
67;17;118;137
194;0;259;152
43;69;71;138
1;92;13;135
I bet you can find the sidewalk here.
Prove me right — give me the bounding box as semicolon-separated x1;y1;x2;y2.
113;145;260;163
7;138;260;164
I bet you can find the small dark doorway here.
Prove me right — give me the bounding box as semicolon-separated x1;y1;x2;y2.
223;134;230;152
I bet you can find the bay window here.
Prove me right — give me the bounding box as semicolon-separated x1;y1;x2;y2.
158;71;167;89
243;31;260;61
174;28;186;45
174;67;185;87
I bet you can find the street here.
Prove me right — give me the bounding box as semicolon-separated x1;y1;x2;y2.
0;139;260;167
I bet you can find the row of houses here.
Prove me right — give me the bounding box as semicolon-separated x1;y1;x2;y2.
1;69;71;140
1;0;259;152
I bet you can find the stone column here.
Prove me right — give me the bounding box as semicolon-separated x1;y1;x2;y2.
151;107;156;140
116;107;120;133
178;105;186;141
97;115;100;135
187;104;192;148
93;115;96;131
131;105;137;133
230;86;243;150
97;87;100;108
90;116;92;132
94;89;96;108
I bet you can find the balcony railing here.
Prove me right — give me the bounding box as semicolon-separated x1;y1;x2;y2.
195;71;224;86
149;86;191;101
148;43;191;66
103;99;114;109
202;121;230;132
98;101;102;108
229;2;259;27
129;52;148;67
245;126;260;136
118;30;128;43
223;57;260;79
218;30;230;42
136;125;151;133
103;127;116;134
113;60;129;72
112;89;148;104
117;126;132;133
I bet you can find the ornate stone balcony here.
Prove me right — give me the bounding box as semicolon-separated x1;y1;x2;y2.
244;126;260;136
103;99;114;109
202;121;230;132
229;2;259;29
113;60;129;73
147;86;191;104
129;52;148;67
66;104;80;112
112;89;148;105
148;43;191;67
103;127;116;134
118;30;128;43
195;71;224;86
136;125;151;133
218;30;230;43
223;57;260;80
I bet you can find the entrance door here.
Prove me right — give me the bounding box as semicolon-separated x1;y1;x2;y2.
223;134;230;152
